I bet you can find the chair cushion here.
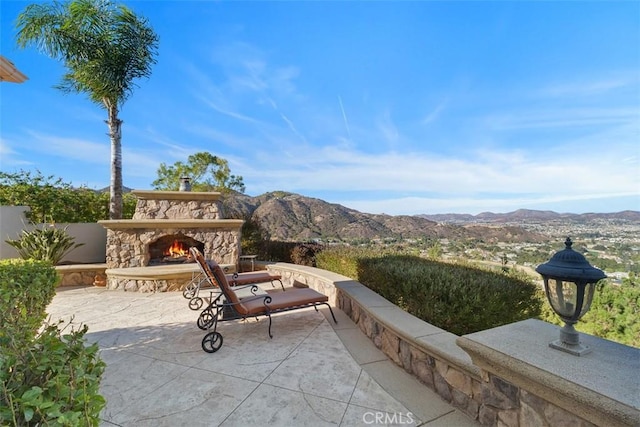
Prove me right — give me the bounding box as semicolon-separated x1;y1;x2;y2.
229;272;281;286
240;288;328;315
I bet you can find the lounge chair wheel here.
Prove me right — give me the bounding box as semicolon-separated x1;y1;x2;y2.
202;332;223;353
189;297;203;311
197;309;215;330
183;285;196;299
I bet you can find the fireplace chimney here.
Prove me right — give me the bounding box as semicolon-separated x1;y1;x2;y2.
179;176;191;191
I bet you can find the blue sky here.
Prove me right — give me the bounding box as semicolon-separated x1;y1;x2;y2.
1;1;638;215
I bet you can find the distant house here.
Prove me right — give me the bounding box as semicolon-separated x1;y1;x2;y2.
0;55;28;83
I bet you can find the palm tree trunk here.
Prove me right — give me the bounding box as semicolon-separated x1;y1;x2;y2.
106;104;123;219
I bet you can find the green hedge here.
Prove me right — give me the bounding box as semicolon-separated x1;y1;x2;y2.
0;259;59;345
0;259;105;425
316;247;541;336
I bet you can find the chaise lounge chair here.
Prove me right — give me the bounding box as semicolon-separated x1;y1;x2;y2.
190;247;337;353
183;260;284;310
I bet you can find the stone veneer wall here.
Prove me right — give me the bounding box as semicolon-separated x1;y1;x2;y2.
132;190;223;220
265;262;638;427
56;264;107;287
103;224;240;268
105;273;183;293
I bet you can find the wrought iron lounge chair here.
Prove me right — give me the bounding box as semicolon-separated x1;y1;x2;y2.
190;247;337;353
182;260;284;310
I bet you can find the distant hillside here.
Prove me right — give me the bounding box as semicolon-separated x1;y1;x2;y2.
418;209;640;224
222;192;547;243
98;186;133;193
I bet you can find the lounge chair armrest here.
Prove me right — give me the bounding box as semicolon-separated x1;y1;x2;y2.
230;283;261;294
233;294;271;305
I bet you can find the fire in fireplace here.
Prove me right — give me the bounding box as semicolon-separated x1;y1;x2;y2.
148;234;205;265
166;240;189;257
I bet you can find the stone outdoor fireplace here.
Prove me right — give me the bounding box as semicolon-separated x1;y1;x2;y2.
99;190;244;270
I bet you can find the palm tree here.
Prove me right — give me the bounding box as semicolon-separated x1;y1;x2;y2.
16;0;158;219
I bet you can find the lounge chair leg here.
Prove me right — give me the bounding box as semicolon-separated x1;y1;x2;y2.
325;304;338;324
267;314;273;338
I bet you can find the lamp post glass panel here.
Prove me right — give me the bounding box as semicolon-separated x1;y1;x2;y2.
536;238;606;356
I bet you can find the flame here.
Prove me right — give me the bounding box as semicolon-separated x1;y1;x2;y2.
165;240;188;257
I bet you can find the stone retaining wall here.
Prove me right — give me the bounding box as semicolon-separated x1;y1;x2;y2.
265;262;638;427
56;264;107;287
105;275;184;293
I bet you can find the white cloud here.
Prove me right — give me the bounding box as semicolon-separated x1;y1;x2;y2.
377;109;400;147
0;138;17;157
0;137;33;167
340;192;640;216
185;124;256;151
240;140;638;207
539;73;639;98
483;107;636;131
23;131;110;163
422;100;447;124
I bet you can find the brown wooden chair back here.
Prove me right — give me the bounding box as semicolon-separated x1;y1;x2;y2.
189;247;248;315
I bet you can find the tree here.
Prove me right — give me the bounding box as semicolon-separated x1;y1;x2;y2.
0;169;137;222
152;152;246;193
16;0;158;219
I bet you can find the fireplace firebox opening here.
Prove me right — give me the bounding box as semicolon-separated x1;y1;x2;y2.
147;234;205;265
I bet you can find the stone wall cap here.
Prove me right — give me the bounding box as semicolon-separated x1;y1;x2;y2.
55;263;107;272
99;219;244;229
131;190;222;201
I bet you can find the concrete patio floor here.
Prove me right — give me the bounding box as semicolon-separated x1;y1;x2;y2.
46;285;479;426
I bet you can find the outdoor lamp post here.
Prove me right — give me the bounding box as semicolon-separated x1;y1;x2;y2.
536;237;606;356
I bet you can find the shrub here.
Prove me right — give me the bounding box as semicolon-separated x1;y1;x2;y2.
0;259;105;425
256;241;298;263
0;169;137;222
317;247;541;336
0;322;106;426
0;259;59;345
290;243;323;266
5;226;84;265
315;245;403;282
359;255;541;335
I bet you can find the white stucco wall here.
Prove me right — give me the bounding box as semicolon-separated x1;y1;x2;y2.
0;206;106;263
56;223;106;264
0;206;32;259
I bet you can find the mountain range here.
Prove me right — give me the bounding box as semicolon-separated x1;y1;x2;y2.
418;209;640;224
222;192;639;243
